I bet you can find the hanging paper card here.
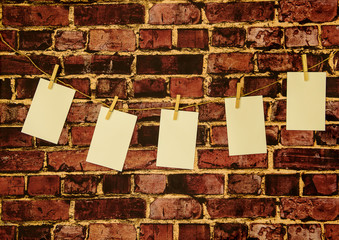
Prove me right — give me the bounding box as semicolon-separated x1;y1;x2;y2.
156;109;198;169
22;78;75;144
225;96;267;156
86;106;137;171
287;72;326;131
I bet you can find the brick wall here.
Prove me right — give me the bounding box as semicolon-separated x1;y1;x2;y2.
0;0;338;239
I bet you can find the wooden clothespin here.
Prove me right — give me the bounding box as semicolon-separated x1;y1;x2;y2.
105;96;119;120
48;64;60;89
173;95;180;120
235;77;244;108
302;54;309;81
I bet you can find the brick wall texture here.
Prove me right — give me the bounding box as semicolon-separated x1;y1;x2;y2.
0;0;338;239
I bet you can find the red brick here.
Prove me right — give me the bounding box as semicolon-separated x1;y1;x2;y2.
36;127;69;147
123;150;164;170
138;125;159;146
3;5;69;26
326;101;339;121
280;126;314;146
0;30;17;51
0;127;32;147
208;53;254;73
74;198;146;220
198;149;267;169
140;224;173;240
19;31;53;50
327;77;339;98
54;225;86;240
271;100;286;121
266;174;299;196
287;224;321;240
28;175;60;196
316;125;339;146
206;2;274;23
134;174;166;194
228;174;261;195
15;78;39;99
0;55;59;75
247;27;282;48
214;223;247;240
249;224;285;240
150;198;202;219
170;77;204;98
149;4;200;25
274;148;339;170
88;223;136;240
67;103;101;123
137;55;203;74
322;26;339;47
197;125;207;146
285;26;319;47
266;126;279;145
210;126;227;146
199;102;225;122
279;0;337;22
139;29;172;50
244;77;280;97
0;176;25;196
18;225;51;240
281;198;339;220
128;102;172;121
324;224;339;240
60;78;90;99
177;29;208;49
103;175;130;194
96;78;127;99
0;226;16;240
212;28;245;47
0;151;44;172
64;55;133;75
207;198;275;218
2;200;69;221
71;126;94;146
0;79;11;99
0;104;28;124
208;78;237;97
55;31;87;51
303;174;338;196
64;175;99;195
89;29;135;52
179;224;210;240
133;78;167;98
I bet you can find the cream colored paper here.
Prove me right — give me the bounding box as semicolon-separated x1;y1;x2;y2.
287;72;326;130
86;107;137;171
22;78;75;144
156;109;198;169
225;96;267;156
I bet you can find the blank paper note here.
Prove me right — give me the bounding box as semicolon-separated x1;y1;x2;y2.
156;109;199;169
86;107;137;171
287;72;326;131
225;96;267;156
22;78;75;144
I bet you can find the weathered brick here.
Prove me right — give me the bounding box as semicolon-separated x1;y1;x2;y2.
28;175;60;196
19;31;53;50
0;226;16;240
2;200;69;221
55;30;87;51
138;125;159;146
326;101;339;121
249;224;285;240
36;127;69;147
74;198;146;220
179;224;210;240
288;225;321;240
0;79;11;99
210;125;227;146
134;174;166;194
281;198;339;220
15;78;39;99
198;149;267;169
0;104;28;124
244;77;280;97
3;5;69;26
247;27;282;48
150;198;202;219
60;78;90;99
140;224;173;240
0;176;25;196
207;198;275;218
170;77;204;98
228;174;261;195
18;225;51;240
280;126;314;146
149;4;200;25
96;78;127;99
54;225;86;240
64;175;99;195
214;223;247;240
177;29;208;49
0;151;44;172
139;29;172;50
67;103;101;123
271;100;286;121
128;102;172;121
266;174;299;196
274;149;339;170
89;29;135;52
133;78;167;98
0;30;17;51
208;77;237;97
197;125;207;146
74;4;144;25
88;223;136;240
315;125;339;146
167;174;224;195
303;174;338;196
322;26;339;47
324;224;339;240
71;126;95;146
285;26;319;47
279;0;337;22
199;102;225;122
212;28;245;47
0;127;32;147
123;150;164;170
103;175;130;194
208;53;254;73
266;126;279;145
327;77;339;98
137;55;203;74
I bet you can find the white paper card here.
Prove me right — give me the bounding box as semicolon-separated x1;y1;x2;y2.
22;78;75;144
225;96;267;156
156;109;198;169
86;107;137;171
287;72;326;131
